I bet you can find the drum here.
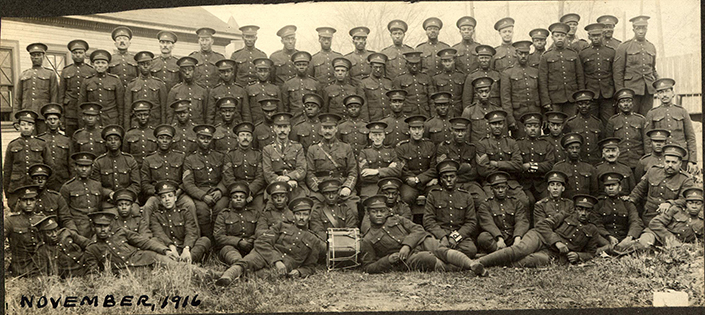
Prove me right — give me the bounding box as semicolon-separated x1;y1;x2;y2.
327;228;361;271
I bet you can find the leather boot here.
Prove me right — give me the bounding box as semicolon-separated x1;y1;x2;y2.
190;237;212;262
216;265;243;287
223;250;242;265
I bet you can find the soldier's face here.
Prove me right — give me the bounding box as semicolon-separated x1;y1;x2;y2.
489;120;504;136
135;111;150;126
244;34;257;48
588;33;603;46
552;32;567;47
294;61;308;75
282;35;296;50
82;114;98;127
159;192;177;209
368;207;390;225
617;98;634;113
273;124;291;140
198;36;214;51
566;143;582;160
353;36;367;51
75;164;92;178
231;192;247;209
293;210;311;228
390;99;404;113
347;104;361;118
407;62;421;74
435;102;449;116
452;127;467;143
157;135;173;150
263;109;276;122
71;49;86;63
334;66;348;81
491;183;508;199
45;114;61;131
524;122;540;138
106;135;122;152
15;120;34;136
180;66;195;81
382;188;399;205
440;171;457;189
656;88;675;104
547;181;565;198
256;67;270;81
517;51;529;65
633;26;648;40
117;200;132;217
499;27;513;42
548;122;564;136
566;22;578;35
41;228;60;245
93;60;109;73
604;182;621;197
159;40;174;55
237;131;253;148
577;100;591;115
303;102;320;117
197;135;212;150
441;59;455;71
390;30;405;45
532;38;547;50
219;68;234;82
663;156;682;176
371;63;384;77
321;125;337;140
603;25;615;38
478;56;491;69
409;126;424;140
602;147;620;162
459;26;475;40
318;36;332;50
114;35;131;50
30;52;44;67
176;111;190;124
220;108;236;123
139;61;151;75
324;190;339;205
94;223;112;240
32;175;47;190
18;197;37;213
271;193;288;210
576;206;590;223
476;86;490;101
369;131;385;146
651;139;666;153
425;26;440;40
686;200;703;216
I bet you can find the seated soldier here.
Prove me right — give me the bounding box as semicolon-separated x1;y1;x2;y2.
213;181;259;268
222;122;266;211
309;179;359;242
33;214;90;278
595;137;636;196
256;181;295;236
533;170;573;226
150;180;212;264
357;121;401;202
360;177;412;234
396;115;438;222
5;185;43;277
468;195;610;274
112;189;151;237
592;172;643;253
60;152;110;238
215;197;320;286
476;171;530;253
29;164;72;226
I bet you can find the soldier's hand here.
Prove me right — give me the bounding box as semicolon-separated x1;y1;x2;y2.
543;104;552;111
274;261;287;275
388;162;397;169
175;188;183;197
608;236;619;246
245;239;255;252
620;195;630;202
238;239;249;250
490;161;498;167
388;252;401;264
566;251;579;263
440;236;450;247
514;236;522;245
203;195;215;206
447;237;458;248
246;195;254;203
657;202;671;214
165;249;179;261
212;190;222;201
522;163;531;171
398;245;411;260
406;177;417;186
276;175;290;182
496;238;507;249
427;179;438;187
688;161;698;174
180;247;192;264
287;180;298;188
340;187;352;197
287;269;301;278
666;237;682;248
361;169;379;177
555;242;569;254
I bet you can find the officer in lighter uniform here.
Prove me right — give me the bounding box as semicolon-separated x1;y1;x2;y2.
231;25;268;87
613;16;659;115
166;57;209;124
597;15;622;50
60;39;96;135
538;23;585;116
270;25;299;86
39;103;73;191
381;20;414;79
125;51;167;129
308;27;343;86
261;112;308;198
15;42;59;134
108;26;138;89
559;13;589;52
79;50;125;127
580;23;616;124
527;28;549;69
491;17;517;73
344;26;375;84
417;17;450;77
190;27;225;89
151;31;181;92
453;16;481;75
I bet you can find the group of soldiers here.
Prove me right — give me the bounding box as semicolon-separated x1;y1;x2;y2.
4;12;703;283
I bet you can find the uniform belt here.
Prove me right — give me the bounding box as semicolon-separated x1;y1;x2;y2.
274;169;291;176
315;170;343;177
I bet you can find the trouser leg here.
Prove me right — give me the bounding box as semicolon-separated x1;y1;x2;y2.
219;245;244;265
598;97;615;125
190;237;212;263
510;248;555;267
477;231;498;253
456;238;478;258
405;251;439;271
478;229;544;267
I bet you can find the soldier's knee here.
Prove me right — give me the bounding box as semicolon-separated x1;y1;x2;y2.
476;232;497;252
458;239;477;258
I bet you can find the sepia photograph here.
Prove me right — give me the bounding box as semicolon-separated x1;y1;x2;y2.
1;0;703;313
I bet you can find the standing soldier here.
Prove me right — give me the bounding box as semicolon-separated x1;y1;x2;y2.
170;100;199;154
323;57;362;119
424;92;453;146
231;25;267;87
72;103;106;156
635;129;670;180
595;138;637;196
281;51;321;124
252;98;278;150
517;113;556;210
597;15;622;50
432;48;466;117
462;45;501;107
461;77;502;144
246;58;283;125
29;164;71;225
209;59;250;125
453;16;481;75
551;133;599;199
61;152;109;237
533;170;573;226
491;17;517;73
213;182;260;269
125;51;168;129
500;41;541;138
580;23;616;124
539;23;585;116
396;115;437;221
344;26;375;84
79;49;125;127
308;27;343;86
223;122;266;210
381;19;413;80
559;13;589;52
91;125;141;197
542;111;569;163
59;39;95;135
261;113;308;198
337;95;369;157
393;51;435;117
381;90;410;146
122;100;158;168
613;16;658;115
190;27;225;89
417;17;450;77
108;26;138;89
528;28;549;69
4;185;42;277
39;103;73;191
476;171;530;253
592;172;643;252
360;53;393;121
291;93;323;152
14;43;59;134
436;117;486;203
151;31;181;92
167;57;209;124
564;90;604;166
605;88;646;172
358;121;401;200
212;97;240;153
270;25;299;86
4;110;48;210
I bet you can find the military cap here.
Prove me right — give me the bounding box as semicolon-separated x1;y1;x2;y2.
67;39;89;52
134;51;155;63
597;15;619;26
233;122;255;135
80;102;102;115
332;57;352;70
377;177;402;190
386;89;408;100
431;91;452;104
316;27;336;38
90;209;118;225
155;180;179;195
364;195;388;209
584;23;606;35
266;181;290;195
29;163;52;178
90;49;111;63
289;197;315;212
291;51;312;63
485;109;508;123
193;124;216;137
487;171;510;185
15;185;39;199
154;124;176;138
228;181;250;196
367;121;388;133
404;115;427;127
545;170;568;184
272;112;293;126
449;117;471;130
216;97;238;109
437;48;457;59
629;15;650;26
302;93;323;107
494;17;515;31
512;40;533;53
598;137;621;149
663;144;687;159
14;109;38;124
529;28;549;39
572;89;595;102
111;26;133;40
72;152;96;166
549;23;571;34
259;98;280;111
114;189;136;202
343;95;364;107
472;76;494;89
545;111;568;123
653;78;676;91
475;45;496;56
101;124;125;140
177;56;198;67
573;194;598;208
253;58;273;69
437;159;459;174
216;59;237;70
560;13;581;24
157;30;178;43
319;113;342;126
170;99;190;112
600;172;624;185
457;16;477;28
403;51;423;63
277;25;297;38
319;178;342;193
196;27;216;37
683;187;704;201
34;215;59;231
520;112;543;124
367;53;388;64
561;133;584;148
132;100;153;112
646;129;670;141
240;25;260;36
615;88;636;100
349;26;371;37
423;17;443;30
387;20;408;32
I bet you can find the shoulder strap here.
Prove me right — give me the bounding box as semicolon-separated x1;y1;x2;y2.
321;205;340;228
317;142;340;169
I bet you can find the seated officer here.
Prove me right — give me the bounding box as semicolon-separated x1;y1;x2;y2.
262;112;308;198
215;197;320;286
592;172;643;253
256;181;295;236
33;214;90;278
595;137;636;196
309;179;359;243
533;170;573;226
112;189;150;237
213;182;260;269
477;171;530;253
5;185;42;277
360;177;412;234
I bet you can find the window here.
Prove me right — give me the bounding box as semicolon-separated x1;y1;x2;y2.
44;51;66;77
0;48;13;120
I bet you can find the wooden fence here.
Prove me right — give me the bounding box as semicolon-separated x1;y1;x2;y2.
657;53;702;115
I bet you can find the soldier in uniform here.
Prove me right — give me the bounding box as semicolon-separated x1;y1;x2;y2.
381;19;414;79
580;23;616;124
282;51;321;124
462;45;501;107
59;39;96;135
453;16;481;75
4;185;42;277
528;28;549;69
613;16;658;115
381;90;410;146
337;95;369;156
261;113;308;198
357;121;402;201
123;100;158;168
72;103;106;157
108;26;138;89
39;103;73;191
60;152;109;237
308;27;343;86
635;129;670;180
231;25;268;87
212;97;240;153
270;25;299;86
167;57;209;124
396;115;437;222
539;22;585;116
112;189;150;236
79;49;125;127
33;215;89;278
436;117;486;204
91;125;141;198
360;178;412;234
564;90;604;166
595;138;637;196
323;57;362;119
291;93;323;153
309;179;358;247
644;78;698;172
500;40;541;138
213;182;260;270
361;53;393;121
597;15;622;50
559;13;589;52
125;51;167;129
344;26;375;84
628;144;694;226
517;113;556;210
246;58;283;125
551;133;599;199
256;181;295;236
533;170;573;226
605;88;646;171
209;59;250;125
417;17;450;77
491;17;517;73
462;77;503;144
592;172;643;252
4;110;48;210
190;27;225;89
476;171;530;253
252;98;279;150
29;164;72;228
423;92;453;146
14;43;58;134
432;48;466;117
170;100;199;154
223;122;266;211
151;31;181;92
542;111;569;163
393;51;435;117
